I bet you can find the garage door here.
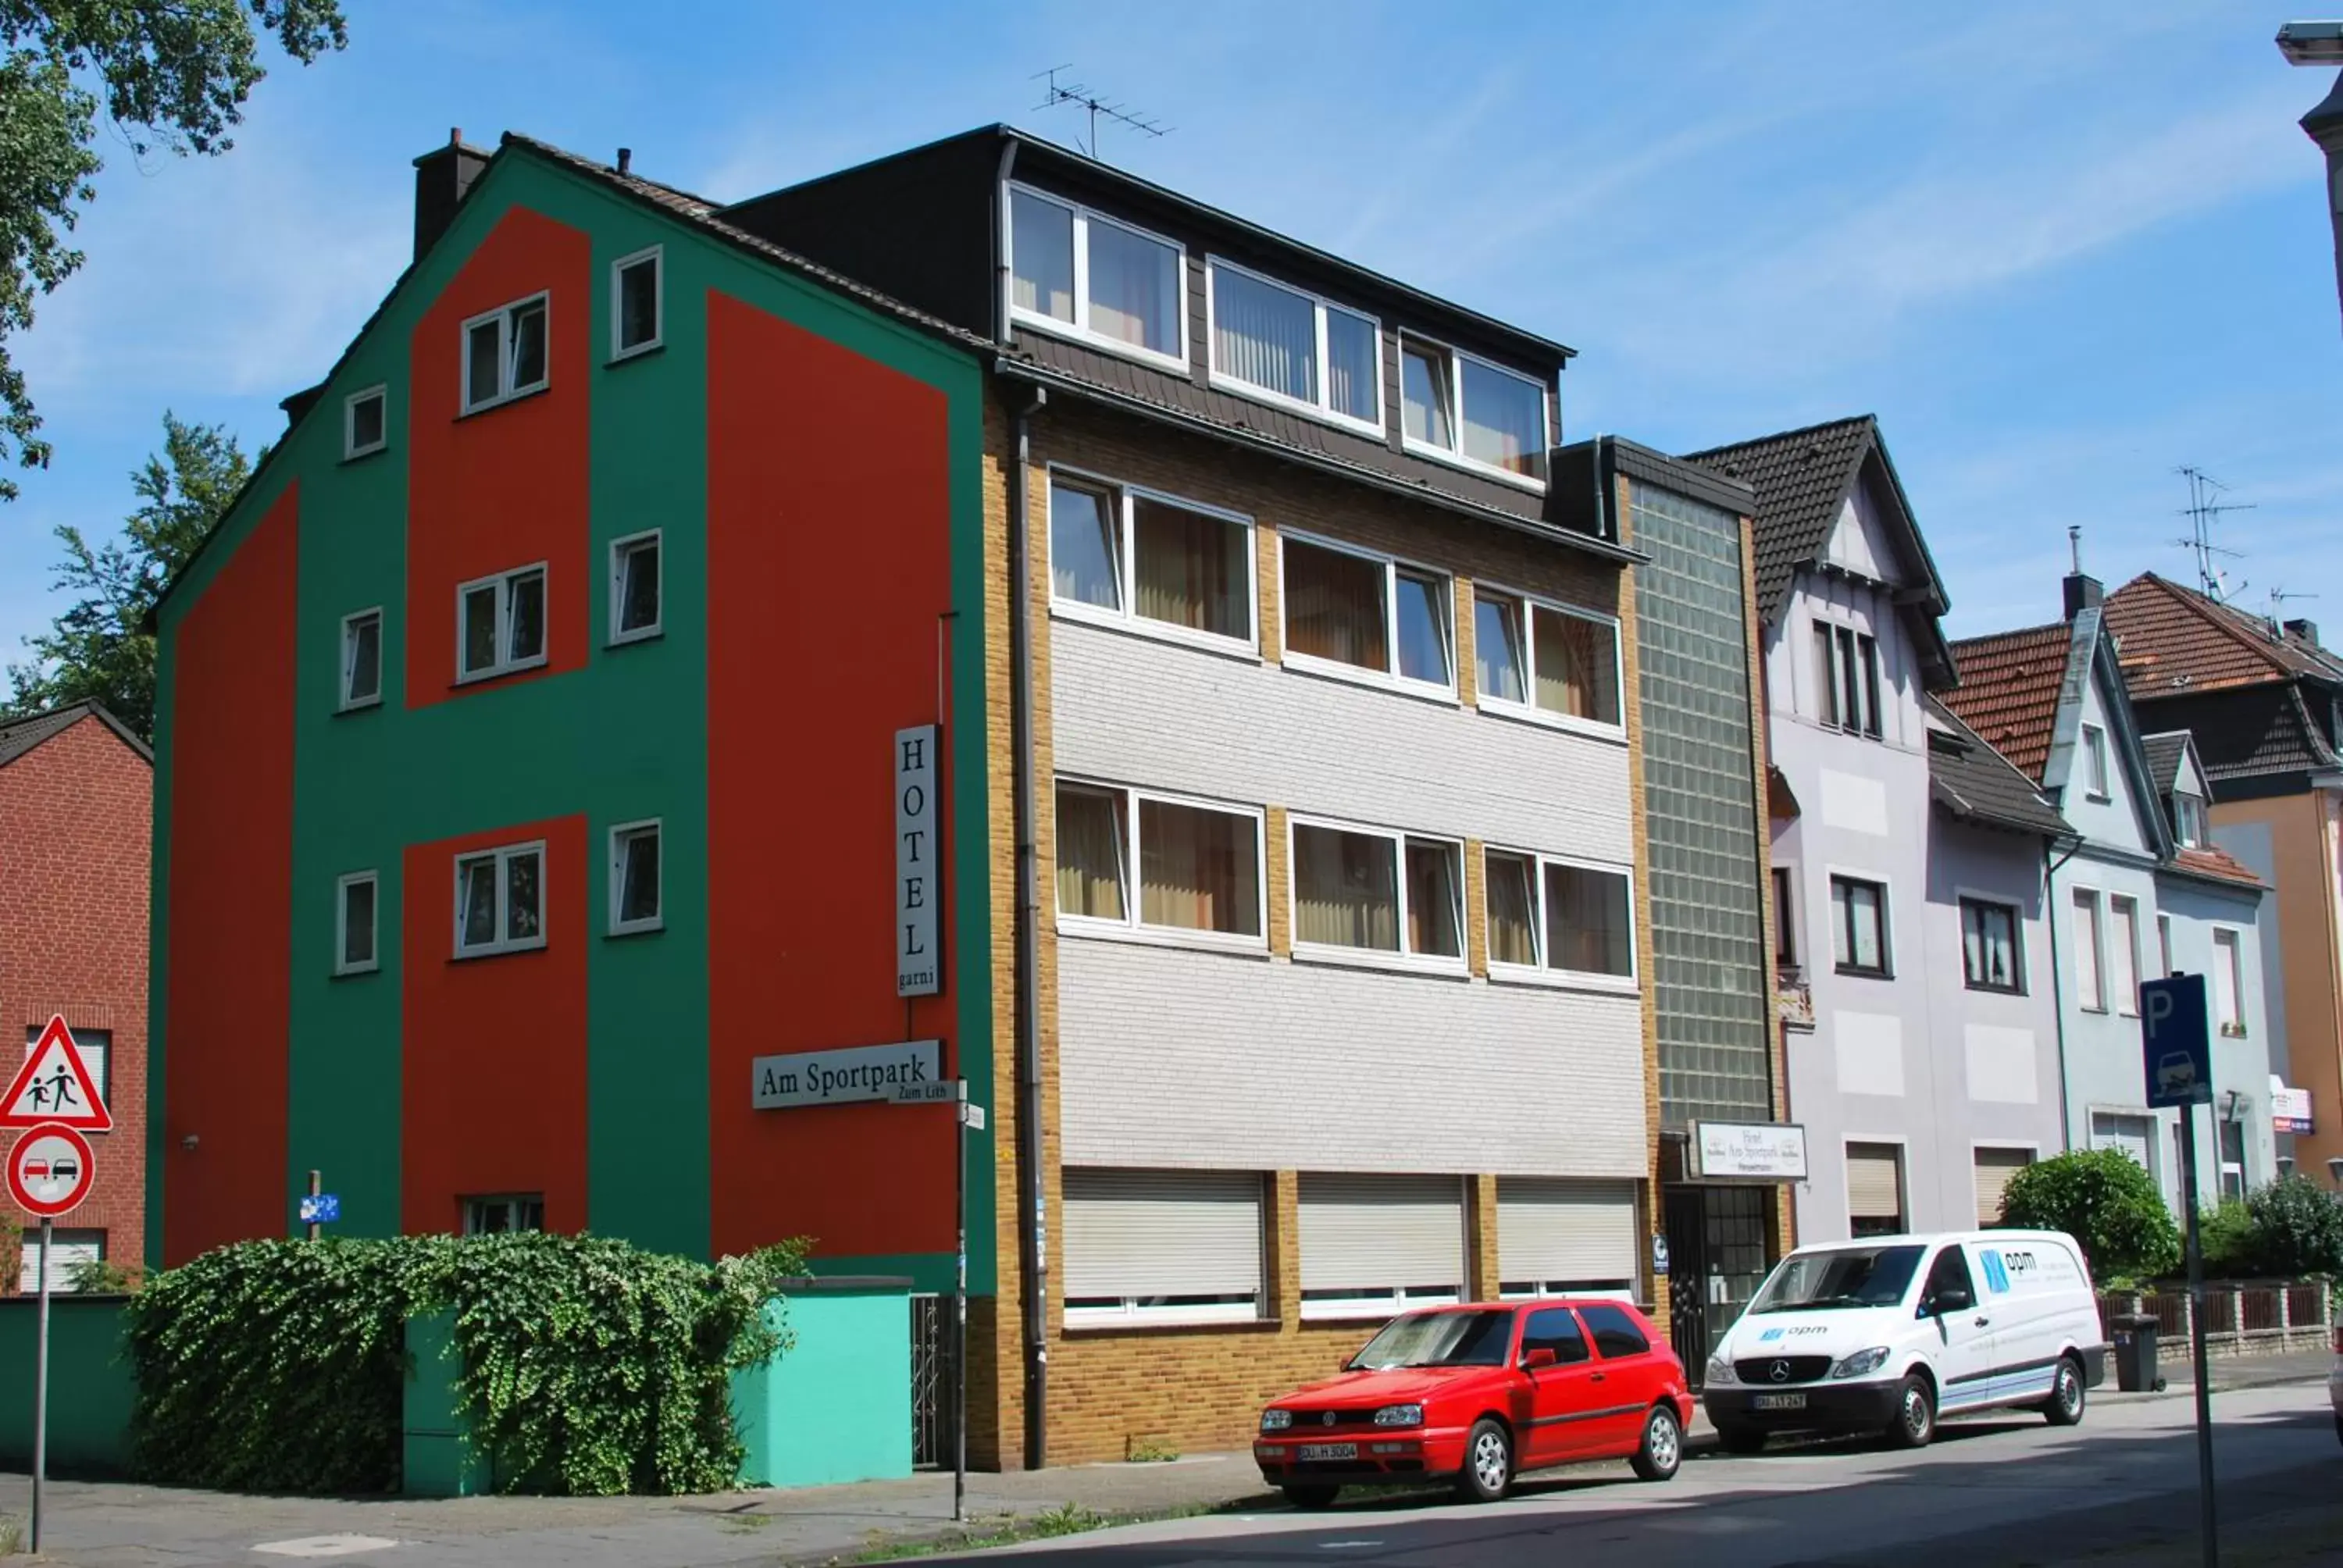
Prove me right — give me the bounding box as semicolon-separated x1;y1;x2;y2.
1973;1148;2033;1227
17;1229;102;1294
1496;1178;1636;1295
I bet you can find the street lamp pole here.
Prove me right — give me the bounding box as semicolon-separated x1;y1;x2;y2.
2277;22;2343;333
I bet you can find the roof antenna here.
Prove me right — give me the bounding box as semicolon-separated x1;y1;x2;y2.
2268;585;2320;638
2171;465;2252;602
1031;65;1171;162
2067;525;2082;574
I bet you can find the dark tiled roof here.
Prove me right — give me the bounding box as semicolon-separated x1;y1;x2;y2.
2106;572;2343;696
2139;732;2188;793
1938;622;2074;782
1681;415;1875;622
1925;697;2073;839
0;700;152;769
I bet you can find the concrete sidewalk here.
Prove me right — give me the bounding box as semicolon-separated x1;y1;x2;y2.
0;1347;2327;1568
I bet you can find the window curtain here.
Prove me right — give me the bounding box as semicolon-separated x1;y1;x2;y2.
1285;542;1386;670
1212;267;1314;402
1055;787;1127;918
1533;606;1613;722
1011;190;1074;321
1404;840;1462;958
1459;358;1543;479
1293;826;1398;950
1325;309;1378;422
1139;800;1257;935
1132;500;1245;639
1485;852;1538;965
1086;219;1179;354
1546;864;1629;975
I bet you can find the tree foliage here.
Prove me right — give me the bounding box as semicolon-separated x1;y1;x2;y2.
5;411;247;735
0;2;347;497
2240;1174;2343;1279
1997;1148;2182;1282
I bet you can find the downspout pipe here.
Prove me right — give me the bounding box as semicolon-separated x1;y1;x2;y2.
1008;382;1047;1470
2043;834;2084;1157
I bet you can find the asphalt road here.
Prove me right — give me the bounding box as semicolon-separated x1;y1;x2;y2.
963;1383;2343;1566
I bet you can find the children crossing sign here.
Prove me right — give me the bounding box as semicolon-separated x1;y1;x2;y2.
2;1016;112;1133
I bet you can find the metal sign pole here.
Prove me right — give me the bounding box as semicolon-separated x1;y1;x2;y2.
2179;1103;2217;1568
953;1078;968;1524
31;1216;52;1554
307;1169;322;1242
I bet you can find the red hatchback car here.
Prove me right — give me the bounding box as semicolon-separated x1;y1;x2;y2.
1254;1299;1692;1507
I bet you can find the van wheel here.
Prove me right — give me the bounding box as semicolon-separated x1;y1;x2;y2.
1282;1484;1339;1509
1715;1423;1767;1455
1454;1418;1513;1503
1884;1375;1936;1449
2042;1357;2086;1427
1630;1406;1683;1481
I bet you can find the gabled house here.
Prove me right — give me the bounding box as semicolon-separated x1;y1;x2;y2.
2105;572;2343;1185
1945;574;2276;1214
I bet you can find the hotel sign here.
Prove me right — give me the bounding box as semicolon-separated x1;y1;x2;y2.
752;1039;943;1111
1691;1121;1809;1181
896;725;940;997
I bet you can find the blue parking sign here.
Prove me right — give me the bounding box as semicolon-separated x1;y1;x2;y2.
2140;974;2212;1109
298;1192;341;1225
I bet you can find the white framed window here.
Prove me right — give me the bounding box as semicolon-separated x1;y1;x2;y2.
1006;184;1187;371
339;608;383;711
608;819;662;935
1397;330;1548;488
2081;722;2111;799
1287;817;1464;971
1813;620;1883;738
2157;911;2175;978
2213;926;2246;1035
2217;1118;2248;1203
343;385;387;459
2108;895;2142;1017
2072;889;2106;1011
461;292;550;413
1831;875;1890;977
2174;791;2206;847
609;530;662;645
1046;469;1254;653
457;564;548;682
1062;1169;1265;1327
464;1194;545;1234
610;245;662;361
1959;896;2021;992
1298;1174;1466;1321
1278;532;1452;694
1484;848;1635;983
454;840;545;959
336;871;380;976
1471;585;1621;732
1054;780;1264;949
1204;256;1381;435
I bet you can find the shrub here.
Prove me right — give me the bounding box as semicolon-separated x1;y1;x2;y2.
2196;1200;2259;1278
1998;1149;2182;1281
122;1231;806;1495
2241;1174;2343;1278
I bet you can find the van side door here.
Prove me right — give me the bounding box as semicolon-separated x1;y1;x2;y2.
1970;1239;2066;1403
1917;1244;1997;1412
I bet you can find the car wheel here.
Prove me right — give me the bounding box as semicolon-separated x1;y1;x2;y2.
1884;1374;1936;1450
2042;1357;2086;1427
1282;1484;1339;1510
1454;1418;1514;1503
1715;1423;1768;1455
1630;1405;1683;1481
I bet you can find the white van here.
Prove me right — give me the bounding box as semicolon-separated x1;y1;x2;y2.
1700;1230;2107;1452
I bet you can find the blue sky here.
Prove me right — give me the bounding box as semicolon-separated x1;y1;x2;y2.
2;0;2337;665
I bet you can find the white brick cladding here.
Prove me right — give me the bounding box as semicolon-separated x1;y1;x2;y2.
1057;936;1647;1175
1050;618;1634;861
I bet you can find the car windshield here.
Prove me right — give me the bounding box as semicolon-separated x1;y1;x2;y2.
1346;1310;1514;1370
1749;1245;1925;1313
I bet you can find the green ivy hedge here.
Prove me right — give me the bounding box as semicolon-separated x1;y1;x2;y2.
120;1231;808;1495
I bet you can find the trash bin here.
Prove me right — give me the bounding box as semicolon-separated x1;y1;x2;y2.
2111;1313;2162;1393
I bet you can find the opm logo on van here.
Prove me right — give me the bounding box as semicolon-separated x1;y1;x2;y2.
1756;1326;1831;1341
1980;1249;2040;1294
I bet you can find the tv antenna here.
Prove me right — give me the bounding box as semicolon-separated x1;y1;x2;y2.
1032;66;1170;160
2172;465;2252;601
2268;585;2320;633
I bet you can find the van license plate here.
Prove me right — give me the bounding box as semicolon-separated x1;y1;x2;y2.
1296;1443;1357;1461
1752;1393;1806;1410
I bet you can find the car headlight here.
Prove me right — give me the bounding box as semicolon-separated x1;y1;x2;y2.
1372;1404;1423;1427
1706;1355;1737;1385
1831;1347;1892;1379
1261;1409;1293;1431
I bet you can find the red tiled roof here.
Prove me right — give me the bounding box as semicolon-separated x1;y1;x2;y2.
2105;572;2343;697
2173;845;2262;888
1938;622;2074;782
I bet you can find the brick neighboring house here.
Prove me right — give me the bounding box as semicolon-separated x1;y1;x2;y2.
0;700;152;1290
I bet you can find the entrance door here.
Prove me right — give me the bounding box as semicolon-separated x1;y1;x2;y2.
1664;1188;1710;1382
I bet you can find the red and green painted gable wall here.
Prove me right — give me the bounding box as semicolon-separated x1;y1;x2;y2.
145;147;993;1296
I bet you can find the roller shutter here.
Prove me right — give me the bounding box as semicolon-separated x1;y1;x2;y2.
1973;1149;2033;1228
1298;1174;1465;1295
17;1229;102;1294
1845;1143;1905;1224
1060;1169;1264;1306
1496;1178;1636;1291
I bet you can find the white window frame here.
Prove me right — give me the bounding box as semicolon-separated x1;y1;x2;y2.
335;870;380;977
1396;329;1550;493
460;290;551;414
2081;722;2111;800
2108;893;2142;1017
1003;182;1190;374
1286;813;1469;977
1203;255;1384;438
455;562;550;684
1300;1281;1466;1324
2156;911;2175;978
1043;465;1258;657
1053;779;1268;956
2072;886;2106;1012
1060;1170;1268;1329
2174;791;2206;847
338;607;383;712
1469;581;1625;739
342;383;387;460
608;245;663;362
1483;846;1639;991
608;529;663;647
608;818;663;936
2213;924;2248;1036
452;840;547;960
1275;529;1455;700
463;1193;546;1234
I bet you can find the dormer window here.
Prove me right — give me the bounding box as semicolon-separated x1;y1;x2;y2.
1007;185;1186;369
2173;790;2206;847
1206;258;1381;433
1398;332;1548;487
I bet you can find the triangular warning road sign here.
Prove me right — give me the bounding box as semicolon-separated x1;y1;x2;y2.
1;1015;112;1132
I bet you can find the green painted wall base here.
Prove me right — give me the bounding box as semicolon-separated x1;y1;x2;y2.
0;1297;135;1476
732;1277;913;1489
401;1311;491;1497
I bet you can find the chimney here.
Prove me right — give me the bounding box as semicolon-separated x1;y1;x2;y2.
2063;572;2102;622
412;127;490;262
2285;616;2322;647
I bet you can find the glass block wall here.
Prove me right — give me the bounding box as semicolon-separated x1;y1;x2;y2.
1631;483;1773;1127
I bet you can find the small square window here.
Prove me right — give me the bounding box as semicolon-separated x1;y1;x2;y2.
454;842;546;958
609;820;662;935
340;609;383;711
464;1194;545;1235
337;871;380;976
610;531;662;644
456;565;549;683
612;248;662;359
344;386;387;459
462;294;551;413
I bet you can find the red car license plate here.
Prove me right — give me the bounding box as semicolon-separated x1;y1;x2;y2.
1296;1442;1357;1461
